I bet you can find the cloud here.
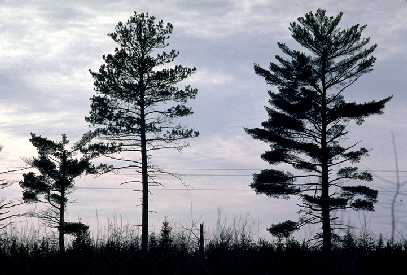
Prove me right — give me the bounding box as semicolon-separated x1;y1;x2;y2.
189;69;235;87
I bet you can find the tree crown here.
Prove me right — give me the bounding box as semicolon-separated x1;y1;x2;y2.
20;133;93;205
246;9;391;232
84;12;199;161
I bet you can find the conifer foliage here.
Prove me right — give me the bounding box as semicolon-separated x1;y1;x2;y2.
246;9;392;251
20;134;93;253
83;12;199;252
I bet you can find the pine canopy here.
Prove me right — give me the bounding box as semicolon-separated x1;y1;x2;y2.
21;134;92;205
84;12;198;159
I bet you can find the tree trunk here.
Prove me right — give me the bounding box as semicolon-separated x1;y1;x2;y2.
59;152;66;254
320;53;331;253
391;133;400;243
199;223;205;258
59;195;65;254
139;73;149;253
58;149;67;255
321;116;331;252
321;165;331;252
140;111;148;252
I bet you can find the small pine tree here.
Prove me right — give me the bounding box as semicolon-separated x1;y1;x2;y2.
149;232;158;250
268;220;298;243
20;134;94;253
159;219;173;250
71;224;92;253
376;233;384;250
342;229;356;250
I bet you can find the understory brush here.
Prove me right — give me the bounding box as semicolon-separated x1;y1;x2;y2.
0;221;406;275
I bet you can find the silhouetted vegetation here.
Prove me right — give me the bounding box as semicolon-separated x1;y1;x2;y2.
0;220;406;275
82;11;199;252
246;9;392;251
19;134;94;253
0;7;402;274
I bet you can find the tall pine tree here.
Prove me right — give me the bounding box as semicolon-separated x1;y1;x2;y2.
20;134;93;253
246;9;391;251
83;12;198;252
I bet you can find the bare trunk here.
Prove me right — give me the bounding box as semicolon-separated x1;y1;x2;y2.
321;129;331;251
321;166;331;252
140;106;148;252
137;24;150;253
139;53;149;252
321;115;331;252
59;195;65;254
59;151;66;254
199;223;205;258
320;53;331;253
391;133;400;243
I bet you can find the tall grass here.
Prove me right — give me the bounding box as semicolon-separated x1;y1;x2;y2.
0;218;407;275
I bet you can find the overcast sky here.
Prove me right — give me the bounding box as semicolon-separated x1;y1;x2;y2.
1;0;407;240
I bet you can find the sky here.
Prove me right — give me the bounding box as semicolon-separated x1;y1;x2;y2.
1;0;407;240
